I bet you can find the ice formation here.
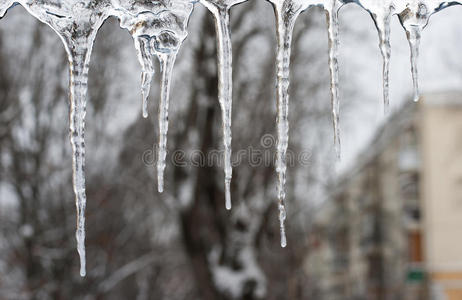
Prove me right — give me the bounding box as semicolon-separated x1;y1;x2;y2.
0;0;193;277
352;0;461;104
199;0;247;210
0;0;460;275
0;0;112;277
115;0;194;193
269;0;322;247
267;0;341;247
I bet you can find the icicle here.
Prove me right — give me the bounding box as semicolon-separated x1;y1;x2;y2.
398;2;430;103
134;38;155;118
268;0;321;247
67;41;90;278
325;2;341;159
116;0;194;193
272;4;300;248
211;7;233;210
60;21;106;279
405;25;421;102
59;20;106;279
157;51;177;193
199;0;242;210
9;1;108;277
46;24;103;279
371;11;392;112
352;0;395;112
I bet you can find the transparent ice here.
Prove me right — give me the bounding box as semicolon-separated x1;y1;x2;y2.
199;0;247;210
0;0;194;277
0;0;460;274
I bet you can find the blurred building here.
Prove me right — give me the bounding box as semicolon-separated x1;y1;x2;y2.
304;92;462;300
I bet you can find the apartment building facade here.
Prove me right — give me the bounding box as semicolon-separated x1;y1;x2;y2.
304;92;462;300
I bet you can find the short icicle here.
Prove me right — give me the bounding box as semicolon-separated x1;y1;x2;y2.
273;5;299;248
325;3;341;159
157;51;177;193
405;25;421;102
372;12;392;113
134;38;155;118
67;35;94;278
398;1;429;103
212;7;233;210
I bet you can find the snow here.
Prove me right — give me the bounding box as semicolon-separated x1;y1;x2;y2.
209;246;266;298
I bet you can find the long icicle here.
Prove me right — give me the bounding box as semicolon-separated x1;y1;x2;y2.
157;51;177;193
273;6;299;248
372;12;392;113
212;7;233;210
326;3;341;159
67;35;94;278
405;25;421;102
